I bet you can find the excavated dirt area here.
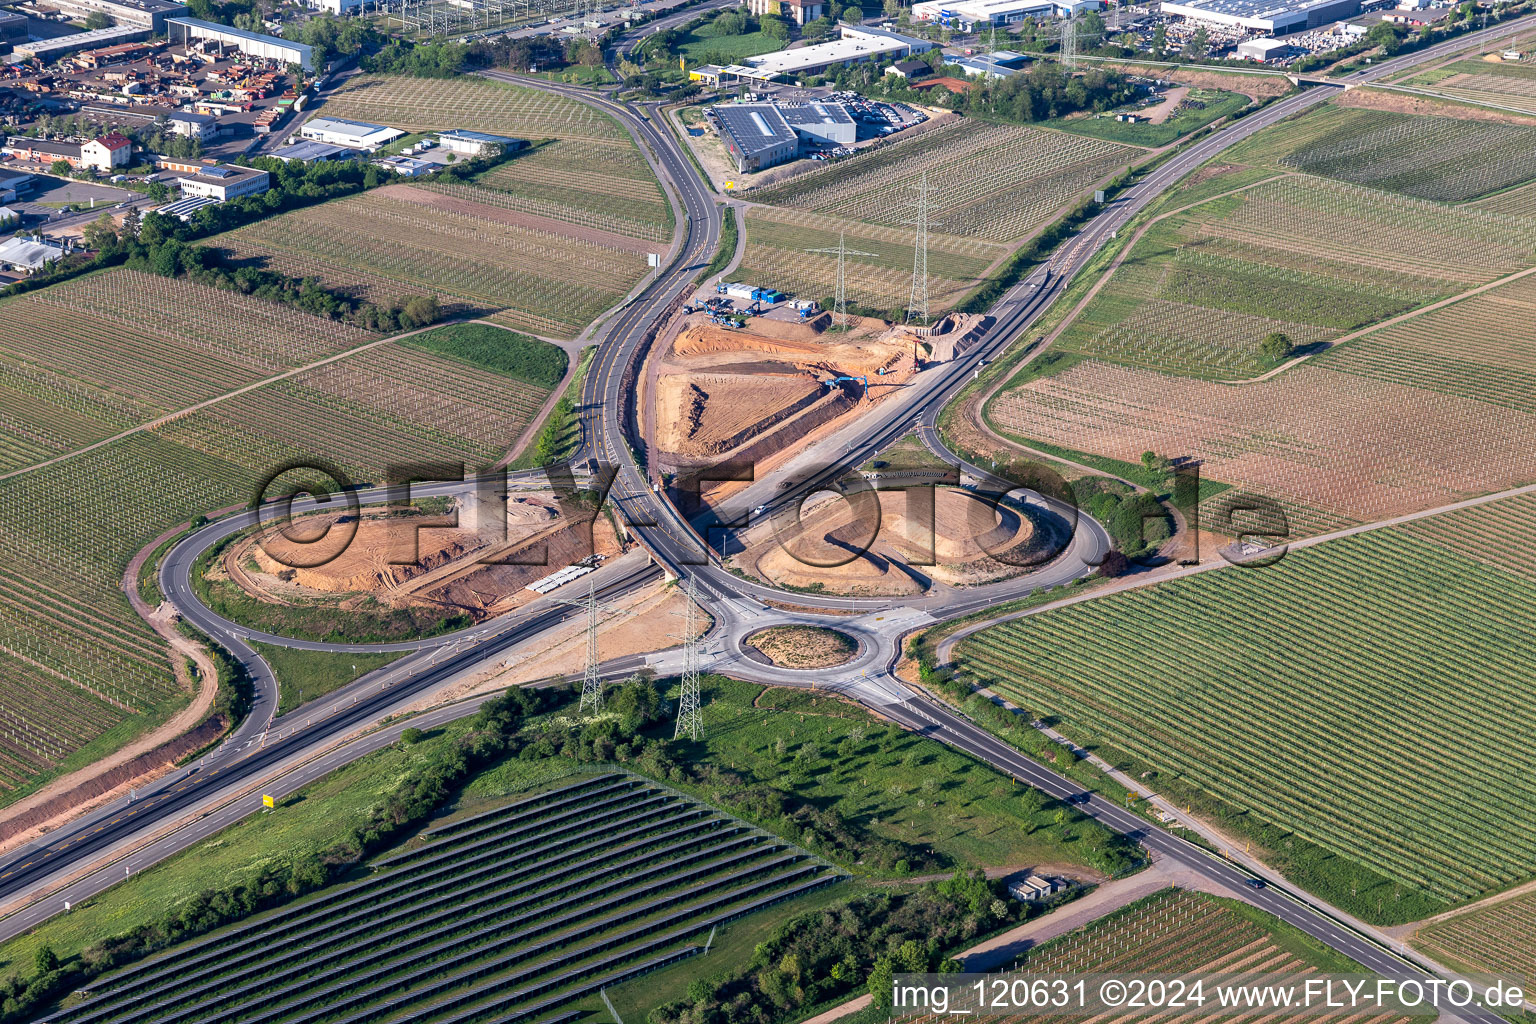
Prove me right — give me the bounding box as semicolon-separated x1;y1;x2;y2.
646;311;929;482
229;492;626;621
741;487;1056;596
744;625;859;670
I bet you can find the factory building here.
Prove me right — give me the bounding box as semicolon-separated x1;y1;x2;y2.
0;12;28;41
43;0;185;31
166;16;316;71
14;26;154;62
299;115;403;150
1160;0;1358;33
712;99;857;172
269;139;353;163
712;104;798;172
436;129;523;156
911;0;1100;30
1236;36;1298;58
165;110;218;140
0;236;64;274
736;23;934;80
744;0;825;24
4;132;129;171
175;162;269;200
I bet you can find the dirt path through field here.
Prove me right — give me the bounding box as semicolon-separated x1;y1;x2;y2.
0;520;227;854
0;321;464;485
1219;260;1536;384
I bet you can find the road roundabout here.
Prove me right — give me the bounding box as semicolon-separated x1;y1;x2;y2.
7;27;1536;1016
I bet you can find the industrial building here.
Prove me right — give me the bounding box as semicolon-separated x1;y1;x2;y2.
712;104;798;172
374;154;434;176
3;132;129;171
0;11;28;41
1236;36;1298;58
270;139;353;163
712;99;857;171
911;0;1100;30
779;102;856;145
1160;0;1358;33
299;115;403;150
166;16;316;71
744;0;824;24
0;236;63;274
735;23;934;80
14;26;154;62
175;162;269;200
44;0;185;31
0;174;34;203
165;110;218;140
436;129;523;156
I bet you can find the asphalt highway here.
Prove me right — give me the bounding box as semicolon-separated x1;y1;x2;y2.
3;30;1531;1012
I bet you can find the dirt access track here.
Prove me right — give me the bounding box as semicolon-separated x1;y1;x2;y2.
225;491;626;622
643;310;986;499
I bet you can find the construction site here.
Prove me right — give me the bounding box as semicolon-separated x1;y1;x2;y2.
739;485;1057;595
222;490;628;623
642;299;986;485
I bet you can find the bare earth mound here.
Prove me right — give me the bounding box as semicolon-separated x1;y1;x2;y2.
747;487;1048;596
228;493;624;622
745;625;859;669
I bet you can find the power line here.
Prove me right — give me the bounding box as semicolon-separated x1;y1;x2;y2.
906;171;930;327
805;231;879;328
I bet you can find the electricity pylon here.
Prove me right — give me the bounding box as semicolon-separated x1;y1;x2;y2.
548;576;631;715
1060;7;1077;67
806;231;878;328
671;576;714;741
906;171;930;327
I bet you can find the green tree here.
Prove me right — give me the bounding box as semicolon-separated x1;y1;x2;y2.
1259;331;1293;362
400;727;424;744
84;10;111;28
1054;746;1075;772
49;159;70;177
33;946;58;976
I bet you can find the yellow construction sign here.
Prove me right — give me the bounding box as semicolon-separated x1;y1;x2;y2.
724;181;735;190
262;794;275;809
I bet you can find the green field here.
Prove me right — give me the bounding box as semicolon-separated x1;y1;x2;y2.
1221;102;1536;201
652;677;1138;877
956;499;1536;922
1053;89;1249;147
0;307;564;805
1045;172;1536;378
402;322;568;389
321;73;629;144
248;643;407;714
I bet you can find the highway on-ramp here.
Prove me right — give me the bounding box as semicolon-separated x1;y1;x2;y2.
1;31;1528;1016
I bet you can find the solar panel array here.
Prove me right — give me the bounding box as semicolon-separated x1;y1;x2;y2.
48;773;841;1024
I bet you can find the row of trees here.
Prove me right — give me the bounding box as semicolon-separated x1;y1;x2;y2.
652;874;1044;1023
832;57;1137;124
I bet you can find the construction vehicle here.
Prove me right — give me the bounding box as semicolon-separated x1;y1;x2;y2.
822;374;868;388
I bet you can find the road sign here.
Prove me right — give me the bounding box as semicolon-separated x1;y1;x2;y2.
724;181;735;190
1094;189;1105;203
262;794;275;809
